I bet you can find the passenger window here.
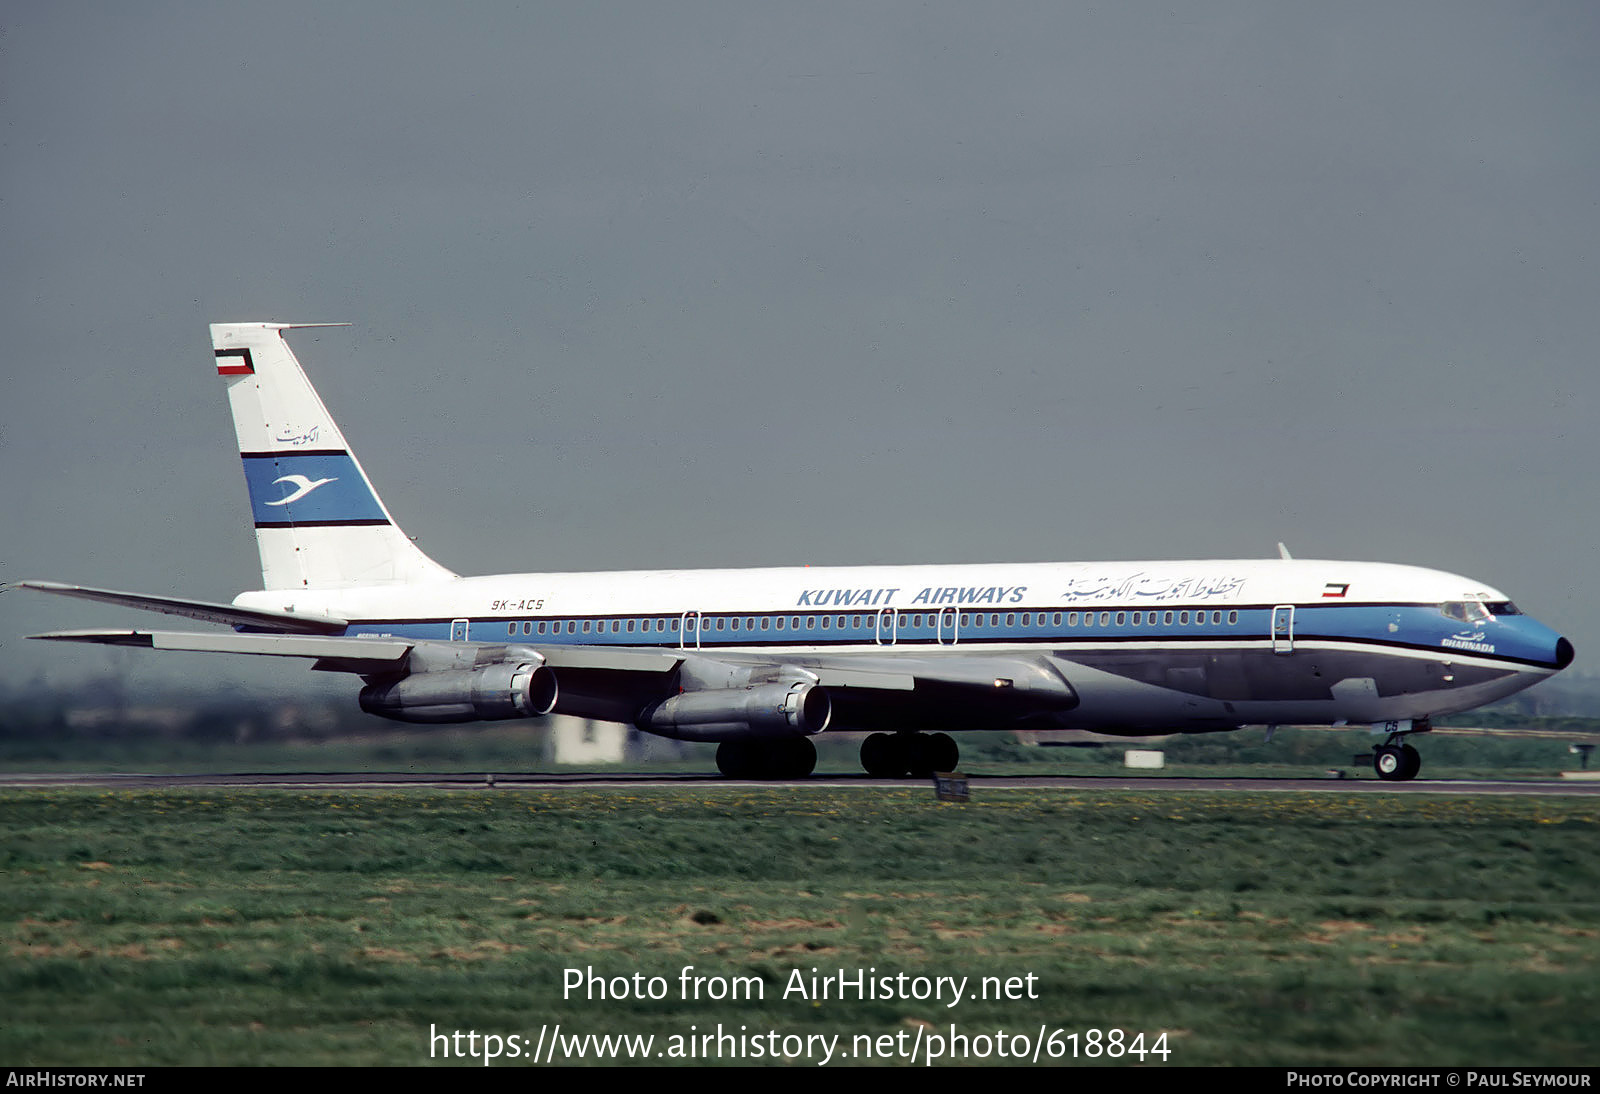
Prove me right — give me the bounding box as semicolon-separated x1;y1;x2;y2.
1115;612;1125;626
1179;612;1188;625
1099;612;1110;626
507;623;516;636
1006;613;1016;627
1228;611;1238;625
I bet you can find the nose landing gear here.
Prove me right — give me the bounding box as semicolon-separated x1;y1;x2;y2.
1371;719;1429;781
1373;742;1421;781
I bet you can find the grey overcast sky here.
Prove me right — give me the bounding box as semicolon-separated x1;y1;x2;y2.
3;3;1598;697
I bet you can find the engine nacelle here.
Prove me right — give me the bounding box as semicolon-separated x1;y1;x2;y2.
359;662;558;724
637;681;832;742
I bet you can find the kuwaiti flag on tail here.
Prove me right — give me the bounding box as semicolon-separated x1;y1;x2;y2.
1323;583;1350;598
215;347;255;375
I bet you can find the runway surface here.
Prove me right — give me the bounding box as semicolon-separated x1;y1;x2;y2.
3;771;1598;795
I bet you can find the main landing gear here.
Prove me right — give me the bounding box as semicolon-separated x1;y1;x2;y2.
715;737;816;779
859;732;960;778
1372;719;1429;781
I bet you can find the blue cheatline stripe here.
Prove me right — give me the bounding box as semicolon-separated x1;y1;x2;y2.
240;451;388;527
329;604;1558;668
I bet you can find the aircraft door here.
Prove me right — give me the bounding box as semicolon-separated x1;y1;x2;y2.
451;618;469;642
937;607;959;645
1272;605;1294;654
875;608;897;646
681;611;700;650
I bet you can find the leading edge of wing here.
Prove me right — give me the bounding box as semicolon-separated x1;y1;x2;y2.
10;581;347;634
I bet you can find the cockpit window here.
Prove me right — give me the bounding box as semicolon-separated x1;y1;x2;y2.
1484;601;1520;617
1441;601;1493;624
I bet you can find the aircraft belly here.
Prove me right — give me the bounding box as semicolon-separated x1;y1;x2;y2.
826;680;1066;734
1055;648;1516;704
547;665;674;724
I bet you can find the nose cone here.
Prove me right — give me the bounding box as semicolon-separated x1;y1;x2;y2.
1555;636;1576;670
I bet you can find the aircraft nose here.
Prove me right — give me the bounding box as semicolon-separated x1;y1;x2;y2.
1555;636;1575;670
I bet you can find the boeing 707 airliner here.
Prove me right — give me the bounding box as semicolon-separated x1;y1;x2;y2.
17;324;1575;780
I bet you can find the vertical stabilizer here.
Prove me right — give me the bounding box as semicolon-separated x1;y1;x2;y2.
211;323;457;590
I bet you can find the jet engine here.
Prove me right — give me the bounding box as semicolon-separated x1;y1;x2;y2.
637;681;832;742
358;662;558;724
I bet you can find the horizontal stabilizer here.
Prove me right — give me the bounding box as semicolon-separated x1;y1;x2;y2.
12;582;347;634
30;629;411;668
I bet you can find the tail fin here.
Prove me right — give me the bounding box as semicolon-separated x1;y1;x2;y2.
211;323;457;591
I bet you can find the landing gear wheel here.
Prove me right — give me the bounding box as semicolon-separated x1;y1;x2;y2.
1398;743;1421;780
717;737;818;779
924;732;960;774
860;732;960;778
905;734;936;778
860;732;904;778
775;736;817;778
716;741;758;778
1374;744;1421;782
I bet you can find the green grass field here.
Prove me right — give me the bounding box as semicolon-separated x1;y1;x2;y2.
3;786;1596;1066
1;719;1593;779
